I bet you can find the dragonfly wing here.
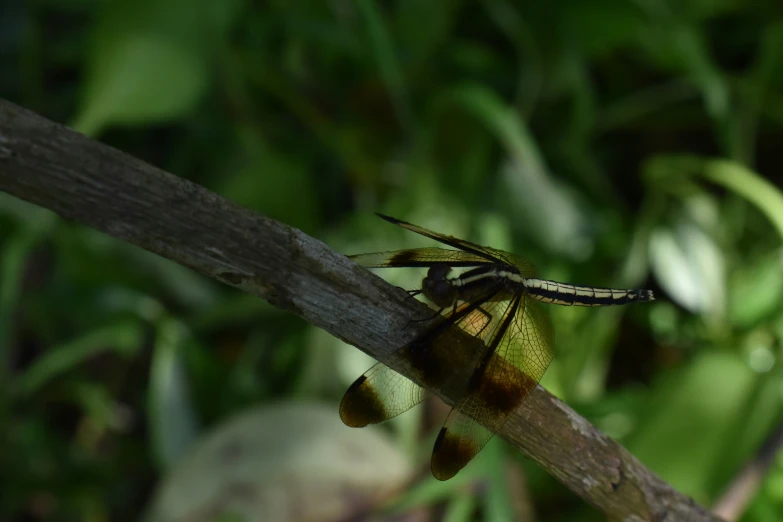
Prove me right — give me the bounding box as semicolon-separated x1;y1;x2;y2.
349;247;492;268
431;295;553;480
481;249;538;278
374;214;539;277
340;362;427;427
341;287;503;429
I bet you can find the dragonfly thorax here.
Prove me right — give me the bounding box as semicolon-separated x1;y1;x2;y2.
422;263;459;308
423;263;512;308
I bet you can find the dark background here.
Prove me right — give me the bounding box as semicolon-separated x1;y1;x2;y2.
3;1;783;521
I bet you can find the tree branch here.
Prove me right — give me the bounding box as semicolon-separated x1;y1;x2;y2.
0;99;723;521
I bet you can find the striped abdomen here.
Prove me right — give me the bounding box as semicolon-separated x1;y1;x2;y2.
523;278;654;307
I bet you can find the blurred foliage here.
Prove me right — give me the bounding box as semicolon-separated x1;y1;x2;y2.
4;0;783;521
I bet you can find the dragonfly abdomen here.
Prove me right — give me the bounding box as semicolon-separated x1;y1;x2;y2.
522;278;654;307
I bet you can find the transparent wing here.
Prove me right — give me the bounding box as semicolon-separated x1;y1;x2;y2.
349;247;493;268
375;214;538;277
339;289;501;429
487;250;538;278
392;289;506;396
340;362;427;427
430;295;553;480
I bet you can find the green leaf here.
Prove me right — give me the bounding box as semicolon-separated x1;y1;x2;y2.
0;233;34;368
706;367;783;493
729;253;783;328
72;0;241;135
13;320;143;397
702;160;783;242
356;0;412;131
481;438;515;522
449;84;589;258
148;318;200;469
74;35;208;136
443;494;477;522
563;0;645;58
628;352;754;503
219;139;320;234
0;221;53;389
636;7;728;120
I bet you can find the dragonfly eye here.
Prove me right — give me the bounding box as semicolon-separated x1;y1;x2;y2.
428;263;452;280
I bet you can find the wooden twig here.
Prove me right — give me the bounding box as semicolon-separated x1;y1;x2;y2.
0;99;723;521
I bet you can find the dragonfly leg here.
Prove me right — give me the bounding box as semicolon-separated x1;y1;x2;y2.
404;288;423;300
408;306;444;324
401;288;443;324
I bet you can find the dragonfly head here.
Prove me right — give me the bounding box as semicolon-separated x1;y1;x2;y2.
422;263;458;308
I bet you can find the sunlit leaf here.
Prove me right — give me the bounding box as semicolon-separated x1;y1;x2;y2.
649;221;725;318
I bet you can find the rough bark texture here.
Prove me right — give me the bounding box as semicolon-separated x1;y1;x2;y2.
0;99;724;522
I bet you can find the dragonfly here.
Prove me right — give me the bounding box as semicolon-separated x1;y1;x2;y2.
340;214;654;480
